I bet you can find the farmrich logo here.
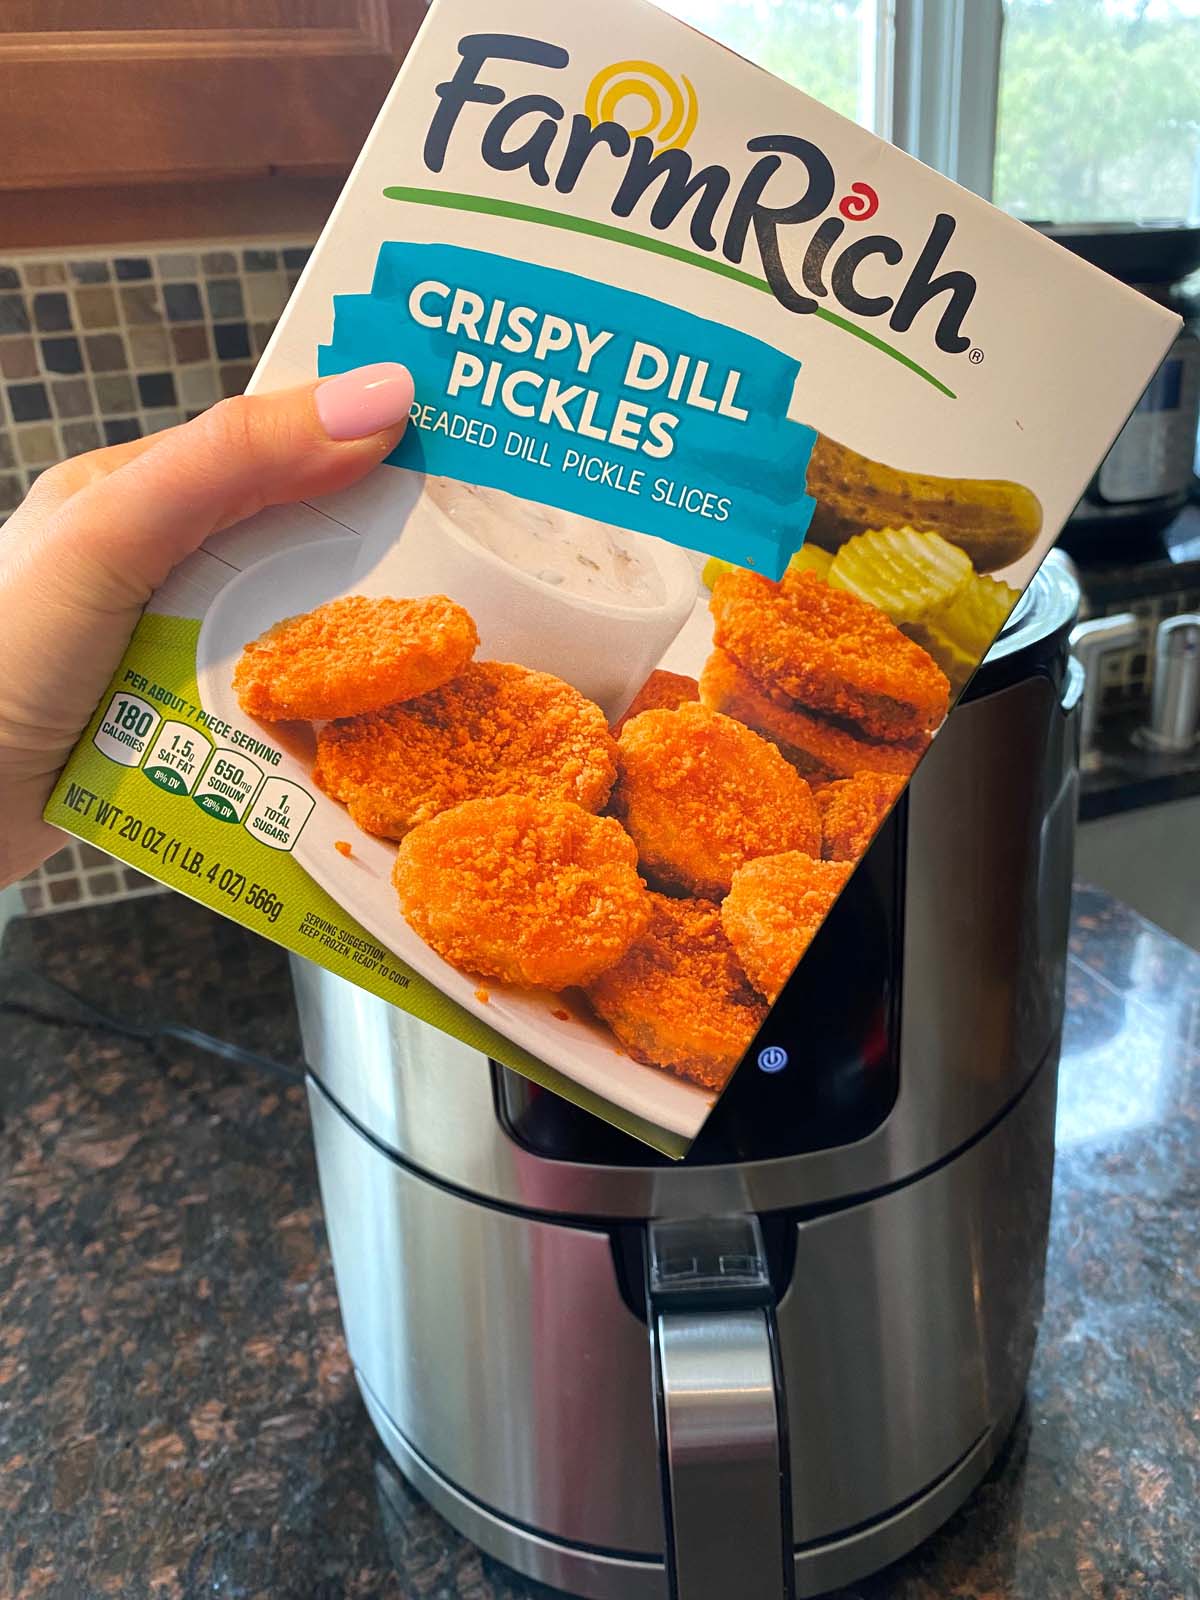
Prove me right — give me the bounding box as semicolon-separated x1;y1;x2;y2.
384;33;983;397
583;59;698;155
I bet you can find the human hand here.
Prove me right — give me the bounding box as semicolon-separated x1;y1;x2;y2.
0;362;413;885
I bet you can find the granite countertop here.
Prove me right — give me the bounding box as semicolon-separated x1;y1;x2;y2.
0;887;1197;1599
1080;707;1200;822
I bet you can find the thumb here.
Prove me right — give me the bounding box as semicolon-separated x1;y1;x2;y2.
47;361;415;602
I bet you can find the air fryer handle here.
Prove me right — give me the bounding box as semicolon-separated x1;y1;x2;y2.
647;1217;793;1600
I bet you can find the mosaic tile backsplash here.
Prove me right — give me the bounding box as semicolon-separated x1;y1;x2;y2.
0;241;313;516
2;240;315;913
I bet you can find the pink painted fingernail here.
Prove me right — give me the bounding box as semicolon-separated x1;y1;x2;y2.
315;362;414;440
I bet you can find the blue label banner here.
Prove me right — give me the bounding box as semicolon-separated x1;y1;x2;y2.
319;241;816;579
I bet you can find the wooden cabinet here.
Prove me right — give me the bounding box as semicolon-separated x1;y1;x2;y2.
0;1;426;247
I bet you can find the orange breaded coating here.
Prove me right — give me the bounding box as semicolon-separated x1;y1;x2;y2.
710;566;949;741
816;772;905;861
314;661;618;840
585;893;767;1091
722;851;853;1003
233;593;478;722
699;650;927;785
613;702;821;900
393;795;650;990
611;669;700;736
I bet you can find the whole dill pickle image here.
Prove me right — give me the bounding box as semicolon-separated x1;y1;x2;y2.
805;433;1043;573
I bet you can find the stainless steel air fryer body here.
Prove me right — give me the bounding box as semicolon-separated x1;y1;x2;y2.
293;562;1082;1600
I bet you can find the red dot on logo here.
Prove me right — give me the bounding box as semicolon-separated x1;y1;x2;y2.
839;182;879;222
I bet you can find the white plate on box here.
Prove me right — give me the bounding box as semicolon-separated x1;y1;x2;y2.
194;536;716;1139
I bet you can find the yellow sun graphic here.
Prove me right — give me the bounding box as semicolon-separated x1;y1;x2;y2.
585;60;699;154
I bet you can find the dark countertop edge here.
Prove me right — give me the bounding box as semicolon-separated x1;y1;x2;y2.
1080;761;1200;819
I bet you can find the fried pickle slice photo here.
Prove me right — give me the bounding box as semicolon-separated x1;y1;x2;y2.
816;771;906;861
393;795;650;991
233;593;478;722
313;660;618;840
611;668;700;737
699;650;927;785
613;701;821;899
584;893;767;1091
722;851;854;1003
710;566;950;742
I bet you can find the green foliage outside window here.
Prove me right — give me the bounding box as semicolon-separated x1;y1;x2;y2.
653;0;1200;224
658;0;864;122
996;0;1200;222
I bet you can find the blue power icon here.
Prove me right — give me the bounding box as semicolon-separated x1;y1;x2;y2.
757;1045;789;1074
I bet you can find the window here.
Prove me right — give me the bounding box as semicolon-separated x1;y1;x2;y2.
994;0;1200;223
654;0;887;132
659;0;1200;224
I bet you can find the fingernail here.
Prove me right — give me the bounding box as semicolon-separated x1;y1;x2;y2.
315;362;414;440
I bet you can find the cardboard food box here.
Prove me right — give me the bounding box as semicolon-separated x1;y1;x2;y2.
45;0;1178;1155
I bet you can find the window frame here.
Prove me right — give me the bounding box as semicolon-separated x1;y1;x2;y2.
887;0;1004;198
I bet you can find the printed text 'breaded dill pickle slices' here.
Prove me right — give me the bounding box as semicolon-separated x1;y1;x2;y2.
827;527;972;628
907;573;1021;692
805;433;1043;572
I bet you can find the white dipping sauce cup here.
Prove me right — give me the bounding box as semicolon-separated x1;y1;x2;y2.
347;476;697;720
